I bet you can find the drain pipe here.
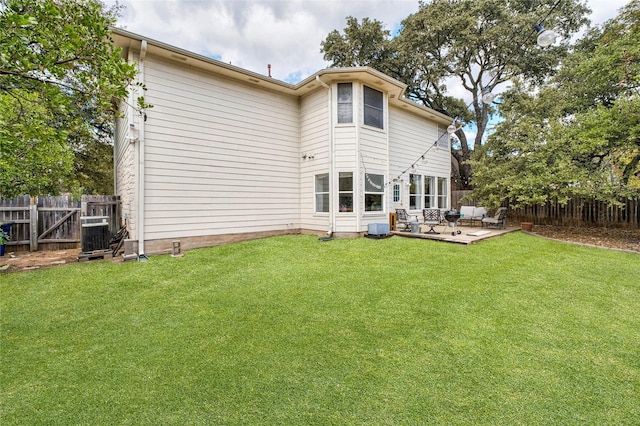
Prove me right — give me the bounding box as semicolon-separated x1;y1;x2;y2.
137;40;148;259
316;75;334;237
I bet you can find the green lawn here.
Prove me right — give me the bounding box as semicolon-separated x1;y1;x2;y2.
1;233;639;425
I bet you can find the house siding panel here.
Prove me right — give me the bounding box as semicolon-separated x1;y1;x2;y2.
299;88;330;232
389;105;451;210
141;56;300;241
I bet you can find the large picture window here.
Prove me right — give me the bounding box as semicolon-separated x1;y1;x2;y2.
408;174;444;210
364;173;384;212
315;173;329;213
363;86;383;129
409;174;422;210
337;83;353;124
338;172;353;212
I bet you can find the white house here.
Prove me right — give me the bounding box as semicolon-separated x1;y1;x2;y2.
112;29;454;255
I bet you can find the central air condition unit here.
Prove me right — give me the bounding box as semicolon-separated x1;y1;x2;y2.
81;216;110;252
367;223;391;238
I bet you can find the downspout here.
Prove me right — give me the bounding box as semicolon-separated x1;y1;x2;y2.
316;75;334;236
137;40;147;258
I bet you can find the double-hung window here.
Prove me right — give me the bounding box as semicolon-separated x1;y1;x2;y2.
315;173;329;213
409;174;422;210
363;86;383;129
338;172;353;212
364;173;384;212
337;83;353;124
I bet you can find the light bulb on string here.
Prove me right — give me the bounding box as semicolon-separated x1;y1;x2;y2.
481;87;496;104
534;24;557;47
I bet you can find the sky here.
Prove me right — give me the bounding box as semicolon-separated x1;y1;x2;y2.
107;0;631;143
109;0;631;84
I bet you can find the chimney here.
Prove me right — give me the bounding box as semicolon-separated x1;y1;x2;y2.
268;64;271;78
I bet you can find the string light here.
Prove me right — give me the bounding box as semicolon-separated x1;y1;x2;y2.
534;23;557;47
389;0;562;187
481;87;497;104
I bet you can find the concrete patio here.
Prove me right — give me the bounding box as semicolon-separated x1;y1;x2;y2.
392;222;520;245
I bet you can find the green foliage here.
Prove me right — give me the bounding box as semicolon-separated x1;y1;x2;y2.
471;1;640;208
0;91;74;195
0;0;139;197
2;235;640;424
321;16;395;73
321;0;589;189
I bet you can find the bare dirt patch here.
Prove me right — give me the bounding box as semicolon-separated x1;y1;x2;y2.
2;226;638;273
1;248;84;273
531;225;640;253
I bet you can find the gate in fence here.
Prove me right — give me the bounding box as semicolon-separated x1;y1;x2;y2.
0;195;120;252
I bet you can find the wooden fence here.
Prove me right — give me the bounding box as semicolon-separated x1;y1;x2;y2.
452;191;639;229
0;195;120;252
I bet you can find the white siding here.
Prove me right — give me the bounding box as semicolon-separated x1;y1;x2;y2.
299;88;330;231
388;105;451;212
141;56;300;241
114;49;143;239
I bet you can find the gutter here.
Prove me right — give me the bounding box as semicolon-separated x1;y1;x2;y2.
137;39;147;259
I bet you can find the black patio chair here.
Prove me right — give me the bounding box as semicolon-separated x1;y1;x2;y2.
395;208;418;231
422;208;441;234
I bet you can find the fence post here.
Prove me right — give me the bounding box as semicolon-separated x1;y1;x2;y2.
29;197;38;251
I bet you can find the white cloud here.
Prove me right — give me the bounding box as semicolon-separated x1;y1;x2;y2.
109;0;629;84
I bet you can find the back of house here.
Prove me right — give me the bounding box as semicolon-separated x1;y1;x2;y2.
112;29;453;255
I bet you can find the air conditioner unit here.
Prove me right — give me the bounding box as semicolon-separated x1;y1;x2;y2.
368;223;390;237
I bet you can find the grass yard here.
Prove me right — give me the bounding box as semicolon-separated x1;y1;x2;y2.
1;232;639;425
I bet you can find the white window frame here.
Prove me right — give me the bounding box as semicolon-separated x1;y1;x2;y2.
364;173;385;212
393;183;401;203
409;174;422;210
438;177;448;209
338;172;354;213
363;85;384;129
337;83;353;124
424;176;436;208
315;173;330;213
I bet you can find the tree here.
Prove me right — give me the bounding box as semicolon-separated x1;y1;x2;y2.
0;0;141;198
470;1;640;208
321;0;590;189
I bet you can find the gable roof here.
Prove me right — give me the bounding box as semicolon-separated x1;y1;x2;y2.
111;28;453;125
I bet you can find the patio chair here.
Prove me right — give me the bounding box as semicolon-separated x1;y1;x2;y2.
481;207;508;229
395;208;418;231
422;208;441;234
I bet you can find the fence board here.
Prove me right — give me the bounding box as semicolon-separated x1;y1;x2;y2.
452;191;639;229
0;195;121;252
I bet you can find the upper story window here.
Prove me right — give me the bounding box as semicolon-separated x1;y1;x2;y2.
337;83;353;124
437;124;449;149
363;86;383;129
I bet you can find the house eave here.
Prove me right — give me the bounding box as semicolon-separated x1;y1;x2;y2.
110;27;453;125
